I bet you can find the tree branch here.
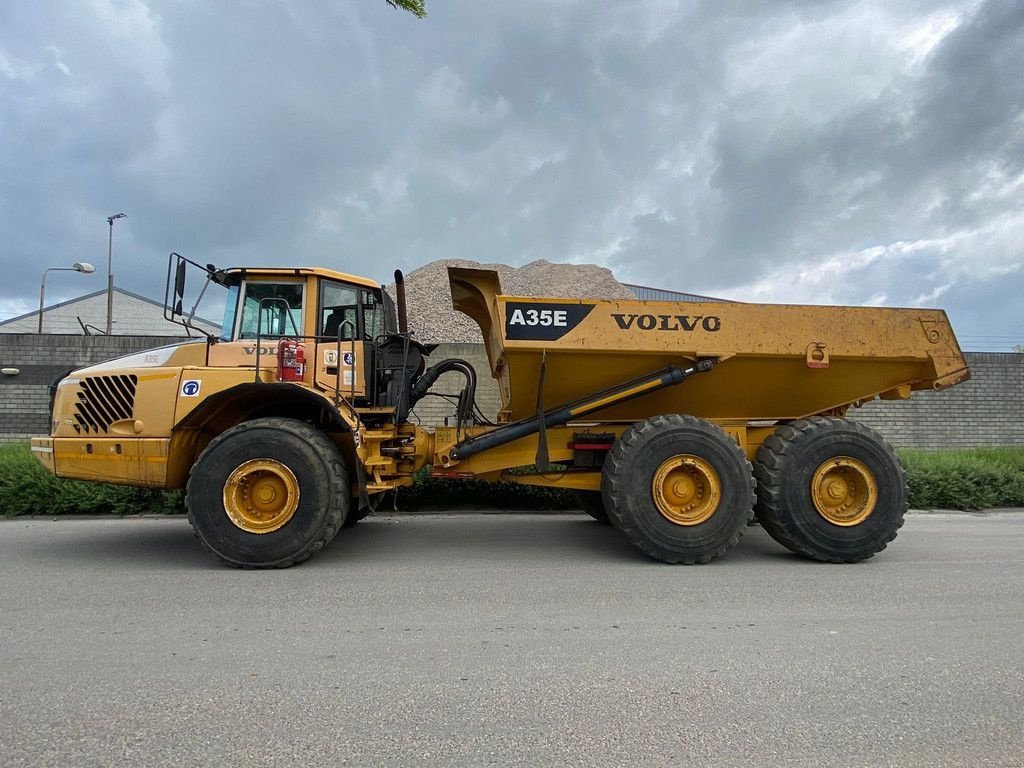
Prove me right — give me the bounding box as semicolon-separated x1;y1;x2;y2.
385;0;426;18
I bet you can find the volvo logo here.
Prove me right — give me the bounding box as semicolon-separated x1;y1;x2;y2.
611;313;722;332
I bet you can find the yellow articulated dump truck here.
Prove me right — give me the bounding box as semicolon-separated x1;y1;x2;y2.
32;254;969;568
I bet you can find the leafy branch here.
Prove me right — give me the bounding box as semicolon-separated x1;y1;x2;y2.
386;0;426;18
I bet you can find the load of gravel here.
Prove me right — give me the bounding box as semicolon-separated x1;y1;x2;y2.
388;259;635;344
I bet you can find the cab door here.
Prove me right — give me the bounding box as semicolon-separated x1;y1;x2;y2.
315;280;367;400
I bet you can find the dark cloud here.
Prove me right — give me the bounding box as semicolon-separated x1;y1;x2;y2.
0;0;1021;347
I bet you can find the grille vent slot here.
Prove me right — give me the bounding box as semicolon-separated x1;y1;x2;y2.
73;375;138;434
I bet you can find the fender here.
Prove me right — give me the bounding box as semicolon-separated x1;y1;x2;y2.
174;382;354;434
166;382;356;490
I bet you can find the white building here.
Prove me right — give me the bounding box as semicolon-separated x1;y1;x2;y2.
0;287;219;336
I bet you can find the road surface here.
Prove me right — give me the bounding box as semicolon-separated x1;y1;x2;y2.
1;512;1022;767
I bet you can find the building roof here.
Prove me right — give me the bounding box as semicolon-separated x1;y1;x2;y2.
0;287;220;336
622;283;734;303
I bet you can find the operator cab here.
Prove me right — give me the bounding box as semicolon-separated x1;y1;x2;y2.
218;274;389;343
164;253;468;425
208;270;395;404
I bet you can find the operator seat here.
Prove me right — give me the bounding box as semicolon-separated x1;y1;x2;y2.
323;309;344;339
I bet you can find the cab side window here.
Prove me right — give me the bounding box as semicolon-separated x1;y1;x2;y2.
363;294;385;340
320;282;359;340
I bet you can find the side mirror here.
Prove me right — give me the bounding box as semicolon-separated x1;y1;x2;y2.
173;260;186;316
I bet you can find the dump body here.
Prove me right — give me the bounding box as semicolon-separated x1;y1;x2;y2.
449;267;969;425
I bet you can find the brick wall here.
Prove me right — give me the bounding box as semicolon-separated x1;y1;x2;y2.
2;335;1021;449
852;352;1024;449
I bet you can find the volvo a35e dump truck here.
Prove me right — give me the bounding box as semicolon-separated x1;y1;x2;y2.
32;254;970;568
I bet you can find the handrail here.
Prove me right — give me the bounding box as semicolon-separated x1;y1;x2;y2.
329;320;358;408
330;320;361;433
248;310;364;432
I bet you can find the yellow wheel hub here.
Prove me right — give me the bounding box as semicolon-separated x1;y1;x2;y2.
223;459;300;534
811;457;877;526
651;455;721;526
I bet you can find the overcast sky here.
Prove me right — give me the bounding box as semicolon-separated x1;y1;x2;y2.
1;0;1021;349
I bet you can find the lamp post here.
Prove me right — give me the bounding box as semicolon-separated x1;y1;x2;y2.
38;262;96;334
106;212;126;335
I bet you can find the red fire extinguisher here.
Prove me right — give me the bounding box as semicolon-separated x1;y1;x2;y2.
276;339;306;382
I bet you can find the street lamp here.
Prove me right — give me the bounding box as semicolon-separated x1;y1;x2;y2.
38;262;96;334
106;212;126;335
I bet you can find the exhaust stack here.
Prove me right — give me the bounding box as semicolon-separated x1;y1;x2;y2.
394;269;409;334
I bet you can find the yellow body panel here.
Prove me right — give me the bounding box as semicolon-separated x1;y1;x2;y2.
207;340;278;369
172;367;278;424
313;340;367;400
32;436;170;487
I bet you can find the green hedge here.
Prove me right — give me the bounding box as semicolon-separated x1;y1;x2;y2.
2;442;1022;516
899;448;1024;510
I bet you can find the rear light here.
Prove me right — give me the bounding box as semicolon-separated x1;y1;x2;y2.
569;432;616;468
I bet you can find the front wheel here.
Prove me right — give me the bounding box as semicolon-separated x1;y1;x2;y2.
753;417;906;562
186;417;350;568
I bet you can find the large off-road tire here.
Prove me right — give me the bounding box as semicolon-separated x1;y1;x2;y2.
575;491;611;524
753;416;906;563
186;417;350;568
601;414;755;564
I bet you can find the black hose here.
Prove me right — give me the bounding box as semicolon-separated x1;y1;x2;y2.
408;358;478;428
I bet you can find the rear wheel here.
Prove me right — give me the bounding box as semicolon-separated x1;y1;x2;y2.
186;417;349;568
575;491;610;523
753;417;906;562
601;414;754;564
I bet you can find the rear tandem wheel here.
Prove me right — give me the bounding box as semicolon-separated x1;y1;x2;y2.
601;414;755;564
753;416;907;563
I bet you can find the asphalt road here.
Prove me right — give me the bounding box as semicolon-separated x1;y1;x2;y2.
1;512;1022;767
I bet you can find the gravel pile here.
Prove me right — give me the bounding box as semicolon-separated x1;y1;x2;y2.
389;259;634;343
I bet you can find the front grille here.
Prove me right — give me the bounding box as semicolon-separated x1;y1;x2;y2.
73;375;138;434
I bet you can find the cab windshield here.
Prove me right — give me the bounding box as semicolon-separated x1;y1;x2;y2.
219;285;239;341
230;281;305;340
